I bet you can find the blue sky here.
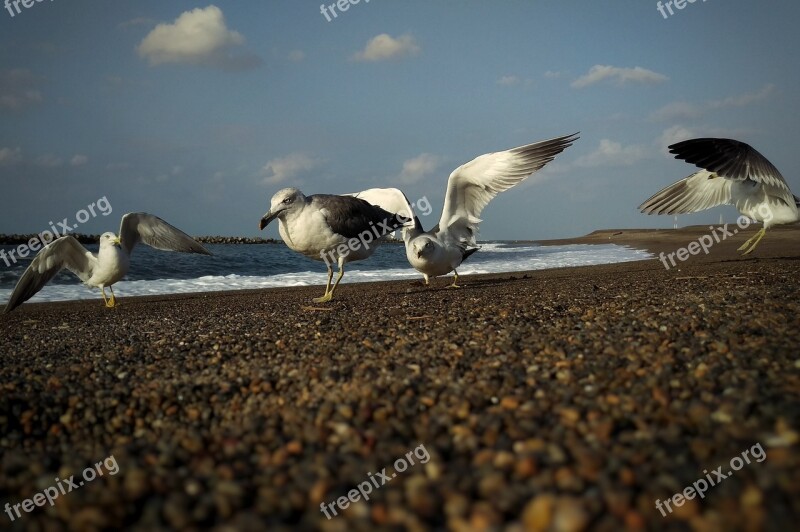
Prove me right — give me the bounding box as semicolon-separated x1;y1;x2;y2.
1;0;798;239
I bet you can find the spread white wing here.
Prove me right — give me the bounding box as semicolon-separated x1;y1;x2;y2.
438;133;578;246
5;236;96;313
119;212;211;256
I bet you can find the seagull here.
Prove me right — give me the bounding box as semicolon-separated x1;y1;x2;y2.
351;133;579;286
639;138;800;254
259;188;408;302
4;213;211;313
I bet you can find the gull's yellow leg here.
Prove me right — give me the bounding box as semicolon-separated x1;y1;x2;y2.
313;265;342;303
108;286;118;307
423;274;430;286
313;265;334;302
101;287;110;307
737;237;753;251
740;227;767;255
737;227;764;252
447;270;462;289
328;265;345;298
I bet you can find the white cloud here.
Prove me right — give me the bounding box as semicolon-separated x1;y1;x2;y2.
262;153;319;185
571;65;668;88
656;125;751;153
137;5;260;70
649;101;701;122
70;154;88;166
288;50;306;62
352;34;421;62
543;70;562;79
708;83;775;109
0;69;43;111
574;139;649;167
396;153;441;184
497;75;520;86
650;84;775;122
657;126;695;151
0;147;22;165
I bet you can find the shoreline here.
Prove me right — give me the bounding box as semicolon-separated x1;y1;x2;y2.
5;224;799;312
535;224;800;256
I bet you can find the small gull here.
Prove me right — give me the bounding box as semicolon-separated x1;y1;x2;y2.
259;187;408;302
352;133;579;286
4;212;211;313
639;138;799;254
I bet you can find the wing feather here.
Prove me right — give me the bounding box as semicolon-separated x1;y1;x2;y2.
310;195;405;239
437;133;578;245
4;236;96;313
119;213;211;256
639;171;733;215
669;138;792;200
343;187;423;239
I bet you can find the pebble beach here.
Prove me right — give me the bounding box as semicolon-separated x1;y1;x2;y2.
1;227;799;531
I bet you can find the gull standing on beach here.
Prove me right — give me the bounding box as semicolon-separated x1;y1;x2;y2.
353;134;579;286
259;188;408;302
639;138;800;254
4;213;211;313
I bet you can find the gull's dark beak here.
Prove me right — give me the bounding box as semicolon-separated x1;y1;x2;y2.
416;250;422;258
259;211;279;230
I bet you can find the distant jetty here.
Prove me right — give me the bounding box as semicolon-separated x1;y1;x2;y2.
194;236;281;244
0;234;405;245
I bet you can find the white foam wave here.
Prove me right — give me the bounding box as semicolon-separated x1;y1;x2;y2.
0;244;651;303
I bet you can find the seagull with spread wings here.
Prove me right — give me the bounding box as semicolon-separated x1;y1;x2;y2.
4;212;211;313
639;138;799;254
352;133;579;286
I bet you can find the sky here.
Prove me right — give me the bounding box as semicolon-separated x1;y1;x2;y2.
1;0;798;240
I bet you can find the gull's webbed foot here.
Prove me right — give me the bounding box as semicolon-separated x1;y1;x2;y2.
739;227;766;255
447;271;462;288
313;292;333;303
106;287;118;307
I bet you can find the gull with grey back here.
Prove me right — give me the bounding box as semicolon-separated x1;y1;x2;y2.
639;138;800;254
4;212;211;313
352;133;579;286
259;188;407;302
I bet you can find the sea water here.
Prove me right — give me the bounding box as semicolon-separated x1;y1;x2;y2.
0;242;652;303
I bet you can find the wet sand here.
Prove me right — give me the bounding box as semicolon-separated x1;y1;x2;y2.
1;225;799;531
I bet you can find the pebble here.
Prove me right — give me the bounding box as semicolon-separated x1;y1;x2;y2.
0;253;798;529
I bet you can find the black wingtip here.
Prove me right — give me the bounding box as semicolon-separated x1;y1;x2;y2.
462;247;480;262
195;244;213;256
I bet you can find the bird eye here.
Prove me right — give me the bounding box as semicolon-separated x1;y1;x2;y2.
283;197;292;204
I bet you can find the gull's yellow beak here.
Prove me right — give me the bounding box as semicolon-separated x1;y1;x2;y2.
112;237;122;247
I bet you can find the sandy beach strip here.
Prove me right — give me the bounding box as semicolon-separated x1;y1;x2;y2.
1;227;799;530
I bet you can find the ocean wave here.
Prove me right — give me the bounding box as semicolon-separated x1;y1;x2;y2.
0;243;651;303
